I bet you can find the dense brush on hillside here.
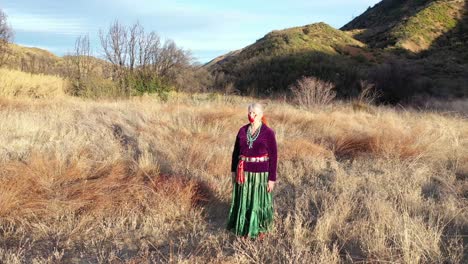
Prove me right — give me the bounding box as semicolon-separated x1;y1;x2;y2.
0;94;466;263
343;0;468;99
235;23;363;58
342;0;465;51
208;23;374;98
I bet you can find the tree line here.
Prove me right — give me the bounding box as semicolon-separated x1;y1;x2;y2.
66;20;213;98
0;8;212;98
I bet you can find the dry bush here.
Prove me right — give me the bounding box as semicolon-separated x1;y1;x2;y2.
351;80;382;113
289;76;336;107
222;82;238;95
0;94;466;262
357;80;381;105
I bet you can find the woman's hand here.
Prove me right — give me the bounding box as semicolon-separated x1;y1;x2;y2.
267;180;275;192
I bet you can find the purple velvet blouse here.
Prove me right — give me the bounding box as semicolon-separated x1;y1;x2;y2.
231;123;278;181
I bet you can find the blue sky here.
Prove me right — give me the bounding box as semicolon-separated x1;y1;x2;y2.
2;0;381;63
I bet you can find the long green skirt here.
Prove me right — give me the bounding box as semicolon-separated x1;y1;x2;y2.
226;171;274;238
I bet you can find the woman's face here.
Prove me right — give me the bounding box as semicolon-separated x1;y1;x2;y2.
248;108;262;124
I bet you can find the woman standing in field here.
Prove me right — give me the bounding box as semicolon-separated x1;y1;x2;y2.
226;103;278;240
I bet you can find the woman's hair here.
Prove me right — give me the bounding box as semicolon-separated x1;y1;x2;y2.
248;103;268;125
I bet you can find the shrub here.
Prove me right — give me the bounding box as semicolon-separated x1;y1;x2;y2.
368;59;418;103
71;75;123;99
357;80;381;105
120;73;172;100
289;76;336;107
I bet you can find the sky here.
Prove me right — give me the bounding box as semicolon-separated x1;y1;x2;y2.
1;0;381;63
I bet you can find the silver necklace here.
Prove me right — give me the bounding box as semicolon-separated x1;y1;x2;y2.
247;123;262;149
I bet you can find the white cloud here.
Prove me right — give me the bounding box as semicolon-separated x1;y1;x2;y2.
5;9;88;35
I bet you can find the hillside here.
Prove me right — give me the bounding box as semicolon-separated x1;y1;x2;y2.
342;0;465;52
207;0;468;103
206;22;368;71
3;43;110;77
233;23;364;57
343;0;468;98
207;23;376;98
4;43;63;74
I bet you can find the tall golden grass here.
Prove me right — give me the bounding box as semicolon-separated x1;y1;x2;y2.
0;93;466;263
0;68;68;98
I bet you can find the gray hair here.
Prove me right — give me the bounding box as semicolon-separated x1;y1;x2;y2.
248;103;264;114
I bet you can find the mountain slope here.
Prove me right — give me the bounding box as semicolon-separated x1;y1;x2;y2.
207;23;375;97
342;0;465;52
207;0;468;102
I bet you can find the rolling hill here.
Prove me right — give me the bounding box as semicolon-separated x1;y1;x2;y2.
3;43;110;77
206;23;377;98
4;43;63;74
207;0;468;103
209;22;365;63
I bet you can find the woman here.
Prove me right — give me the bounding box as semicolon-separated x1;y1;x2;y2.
226;102;278;240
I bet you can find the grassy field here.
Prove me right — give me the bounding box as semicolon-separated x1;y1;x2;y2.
0;68;68;98
0;93;467;263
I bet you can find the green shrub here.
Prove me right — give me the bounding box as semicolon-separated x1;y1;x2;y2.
126;74;172;100
78;76;123;99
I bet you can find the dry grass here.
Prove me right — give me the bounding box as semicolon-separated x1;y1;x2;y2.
0;68;68;98
0;93;467;263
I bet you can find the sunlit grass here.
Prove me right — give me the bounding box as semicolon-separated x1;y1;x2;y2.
0;93;466;263
0;68;68;98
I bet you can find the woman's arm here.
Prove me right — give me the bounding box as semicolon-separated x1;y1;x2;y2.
231;131;240;173
267;128;278;182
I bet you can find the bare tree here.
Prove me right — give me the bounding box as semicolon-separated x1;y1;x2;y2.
65;34;95;95
98;20;192;94
128;22;143;71
0;8;14;66
99;20;128;86
75;35;93;76
139;31;160;70
154;40;191;79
